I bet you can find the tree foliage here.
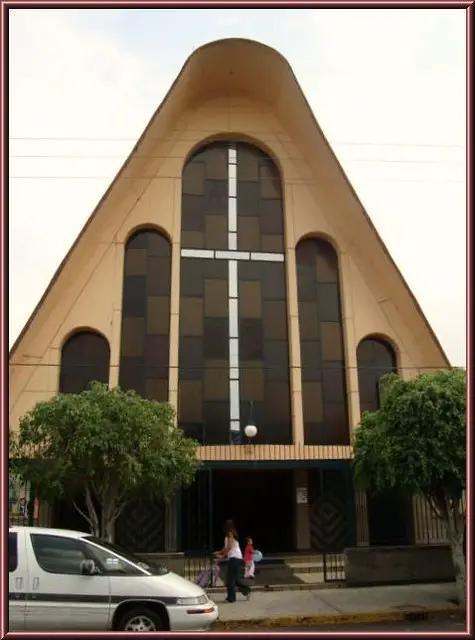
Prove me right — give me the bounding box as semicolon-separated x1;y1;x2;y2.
353;368;466;604
10;382;201;541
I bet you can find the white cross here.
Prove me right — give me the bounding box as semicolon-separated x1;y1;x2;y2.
181;144;285;442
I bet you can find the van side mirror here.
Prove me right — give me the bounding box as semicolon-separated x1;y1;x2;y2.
80;559;97;575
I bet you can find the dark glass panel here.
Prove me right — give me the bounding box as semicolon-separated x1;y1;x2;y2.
181;195;204;231
299;302;319;340
203;259;228;280
265;381;290;421
204;280;228;318
316;245;338;283
203;318;228;359
240;318;264;360
179;337;203;380
148;233;171;257
123;276;147;317
144;335;169;368
146;296;170;335
182;161;206;196
323;403;349;444
204;362;229;401
296;239;316;266
296;266;317;302
204;215;227;249
259;161;281;199
317;284;341;322
59;331;110;395
238;217;260;251
262;262;286;300
322;364;346;403
179;380;203;422
181;231;204;249
120;317;145;357
203;146;228;180
125;249;147;276
203;401;229;429
261;234;284;252
119;357;144;397
239;281;262;318
355;338;374;363
204;180;227;214
144;378;168;402
239;261;261;281
146;257;171;296
301;341;322;382
304;423;323;446
302;382;324;423
180;259;203;297
241;364;264;401
180;298;203;336
237;182;260;215
237;146;259;181
320;322;343;361
263;301;287;340
373;340;397;369
259;199;283;234
127;231;148;250
264;340;289;381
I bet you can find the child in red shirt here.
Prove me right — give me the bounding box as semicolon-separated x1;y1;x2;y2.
244;536;255;579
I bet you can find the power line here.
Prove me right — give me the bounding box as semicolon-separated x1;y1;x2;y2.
8;153;465;165
9;362;456;371
8;175;465;184
8;136;465;149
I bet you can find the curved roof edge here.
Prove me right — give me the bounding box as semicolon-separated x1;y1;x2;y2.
9;38;452;368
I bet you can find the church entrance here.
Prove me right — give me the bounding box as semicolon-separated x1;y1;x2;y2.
180;467;294;554
212;469;294;552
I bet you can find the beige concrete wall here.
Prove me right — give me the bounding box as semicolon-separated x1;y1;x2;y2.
9;94;445;463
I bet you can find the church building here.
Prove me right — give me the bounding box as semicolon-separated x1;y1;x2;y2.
9;39;450;558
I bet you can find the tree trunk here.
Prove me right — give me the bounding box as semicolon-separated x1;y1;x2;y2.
101;499;117;543
443;492;465;606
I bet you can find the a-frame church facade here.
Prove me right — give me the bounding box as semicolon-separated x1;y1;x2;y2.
9;38;450;555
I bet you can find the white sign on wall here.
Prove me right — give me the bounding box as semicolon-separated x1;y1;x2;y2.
296;487;308;504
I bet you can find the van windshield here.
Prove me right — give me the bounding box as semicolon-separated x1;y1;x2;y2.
84;536;169;576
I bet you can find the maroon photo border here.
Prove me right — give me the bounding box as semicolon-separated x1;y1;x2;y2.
0;1;471;638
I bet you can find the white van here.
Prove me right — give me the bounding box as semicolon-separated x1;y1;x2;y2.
9;526;218;631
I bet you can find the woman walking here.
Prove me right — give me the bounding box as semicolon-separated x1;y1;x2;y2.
216;520;251;603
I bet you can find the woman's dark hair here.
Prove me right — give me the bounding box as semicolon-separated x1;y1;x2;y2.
224;519;238;537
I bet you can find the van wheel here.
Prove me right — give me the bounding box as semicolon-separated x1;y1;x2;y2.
117;606;165;632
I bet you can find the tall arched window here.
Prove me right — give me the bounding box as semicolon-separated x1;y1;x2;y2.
59;330;110;393
296;238;349;445
54;330;110;531
179;141;291;445
357;336;412;546
119;229;171;401
356;337;397;414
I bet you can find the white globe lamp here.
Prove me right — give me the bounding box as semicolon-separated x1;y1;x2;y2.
244;424;258;439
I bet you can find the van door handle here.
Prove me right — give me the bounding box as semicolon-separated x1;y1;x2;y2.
32;577;40;590
15;577;23;589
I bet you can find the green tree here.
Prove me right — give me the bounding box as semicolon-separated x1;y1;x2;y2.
10;382;201;542
353;369;466;605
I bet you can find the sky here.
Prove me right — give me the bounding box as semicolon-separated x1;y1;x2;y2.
8;8;466;365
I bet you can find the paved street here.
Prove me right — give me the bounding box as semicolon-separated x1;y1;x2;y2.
211;616;467;632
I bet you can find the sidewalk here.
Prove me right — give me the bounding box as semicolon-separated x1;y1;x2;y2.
212;582;464;629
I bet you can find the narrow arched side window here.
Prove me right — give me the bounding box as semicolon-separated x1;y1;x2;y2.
356;337;397;414
59;331;110;394
296;237;349;445
119;229;171;401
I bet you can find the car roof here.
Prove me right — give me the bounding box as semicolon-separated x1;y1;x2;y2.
9;526;90;538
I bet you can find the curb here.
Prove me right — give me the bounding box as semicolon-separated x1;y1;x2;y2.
213;606;465;630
